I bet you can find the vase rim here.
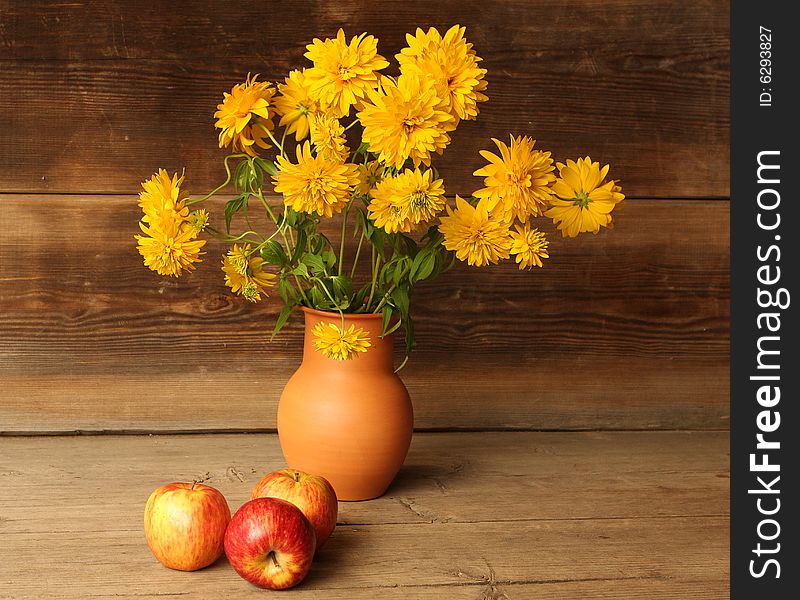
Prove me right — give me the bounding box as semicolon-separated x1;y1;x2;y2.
300;306;383;320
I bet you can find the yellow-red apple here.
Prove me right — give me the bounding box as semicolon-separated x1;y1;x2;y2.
251;469;338;549
224;497;316;589
143;482;230;571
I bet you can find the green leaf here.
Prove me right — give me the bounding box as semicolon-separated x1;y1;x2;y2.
260;240;287;266
410;251;436;283
290;228;308;264
352;284;371;311
391;285;410;317
392;257;410;286
381;306;402;337
400;234;417;256
277;277;296;305
378;261;393;287
330;275;353;300
252;165;263;190
404;314;416;354
224;193;248;234
301;252;327;275
233;160;249;193
309;285;327;308
367;225;386;260
392;264;403;286
255;157;279;177
285;207;299;227
424;226;444;246
310;235;325;255
381;305;392;333
359;209;374;237
292;263;309;278
356;141;371;156
321;249;337;270
271;304;294;340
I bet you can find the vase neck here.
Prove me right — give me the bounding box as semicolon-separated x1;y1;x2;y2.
301;309;395;372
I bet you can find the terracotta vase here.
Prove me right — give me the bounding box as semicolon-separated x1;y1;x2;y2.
277;307;413;501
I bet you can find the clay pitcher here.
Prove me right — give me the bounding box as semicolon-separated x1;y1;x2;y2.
277;307;413;501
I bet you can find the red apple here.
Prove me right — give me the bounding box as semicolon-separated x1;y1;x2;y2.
224;497;316;590
250;469;338;549
143;482;230;571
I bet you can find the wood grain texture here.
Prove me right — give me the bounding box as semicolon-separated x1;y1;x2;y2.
0;0;729;197
0;194;729;432
0;431;730;598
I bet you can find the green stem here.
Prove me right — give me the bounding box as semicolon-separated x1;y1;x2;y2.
338;205;349;276
187;154;248;205
254;188;298;274
279;128;288;158
252;210;288;253
372;266;409;313
293;275;311;306
394;355;410;373
263;126;284;155
310;277;341;316
205;226;262;245
255;188;279;225
366;248;381;311
350;228;366;279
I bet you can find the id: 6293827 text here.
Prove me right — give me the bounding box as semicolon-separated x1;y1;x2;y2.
759;26;772;107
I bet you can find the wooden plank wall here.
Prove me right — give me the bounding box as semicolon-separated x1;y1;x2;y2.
0;0;730;433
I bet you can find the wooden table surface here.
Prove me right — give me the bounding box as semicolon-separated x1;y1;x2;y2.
1;3;730;597
0;431;729;599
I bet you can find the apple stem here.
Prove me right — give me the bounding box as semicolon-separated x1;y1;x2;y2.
293;470;300;482
191;480;197;490
268;551;280;568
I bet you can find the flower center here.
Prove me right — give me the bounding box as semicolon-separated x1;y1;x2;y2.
231;255;249;276
402;116;424;133
338;65;355;80
505;170;531;188
573;191;591;208
241;280;259;301
307;172;327;193
189;211;208;233
410;191;431;210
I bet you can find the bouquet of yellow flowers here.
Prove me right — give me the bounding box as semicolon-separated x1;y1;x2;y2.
135;25;624;368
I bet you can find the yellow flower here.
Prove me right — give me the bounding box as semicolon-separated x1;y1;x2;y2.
221;244;276;302
438;196;512;267
368;168;446;234
138;169;190;231
136;220;205;277
510;223;549;269
355;160;384;196
274;69;318;141
135;169;205;277
358;73;455;169
312;322;371;361
188;209;209;233
473;136;556;222
304;29;389;118
214;74;276;157
273;142;359;217
397;25;488;123
544;157;625;237
310;113;349;161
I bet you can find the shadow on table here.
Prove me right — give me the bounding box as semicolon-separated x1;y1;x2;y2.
384;462;464;496
300;523;372;588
